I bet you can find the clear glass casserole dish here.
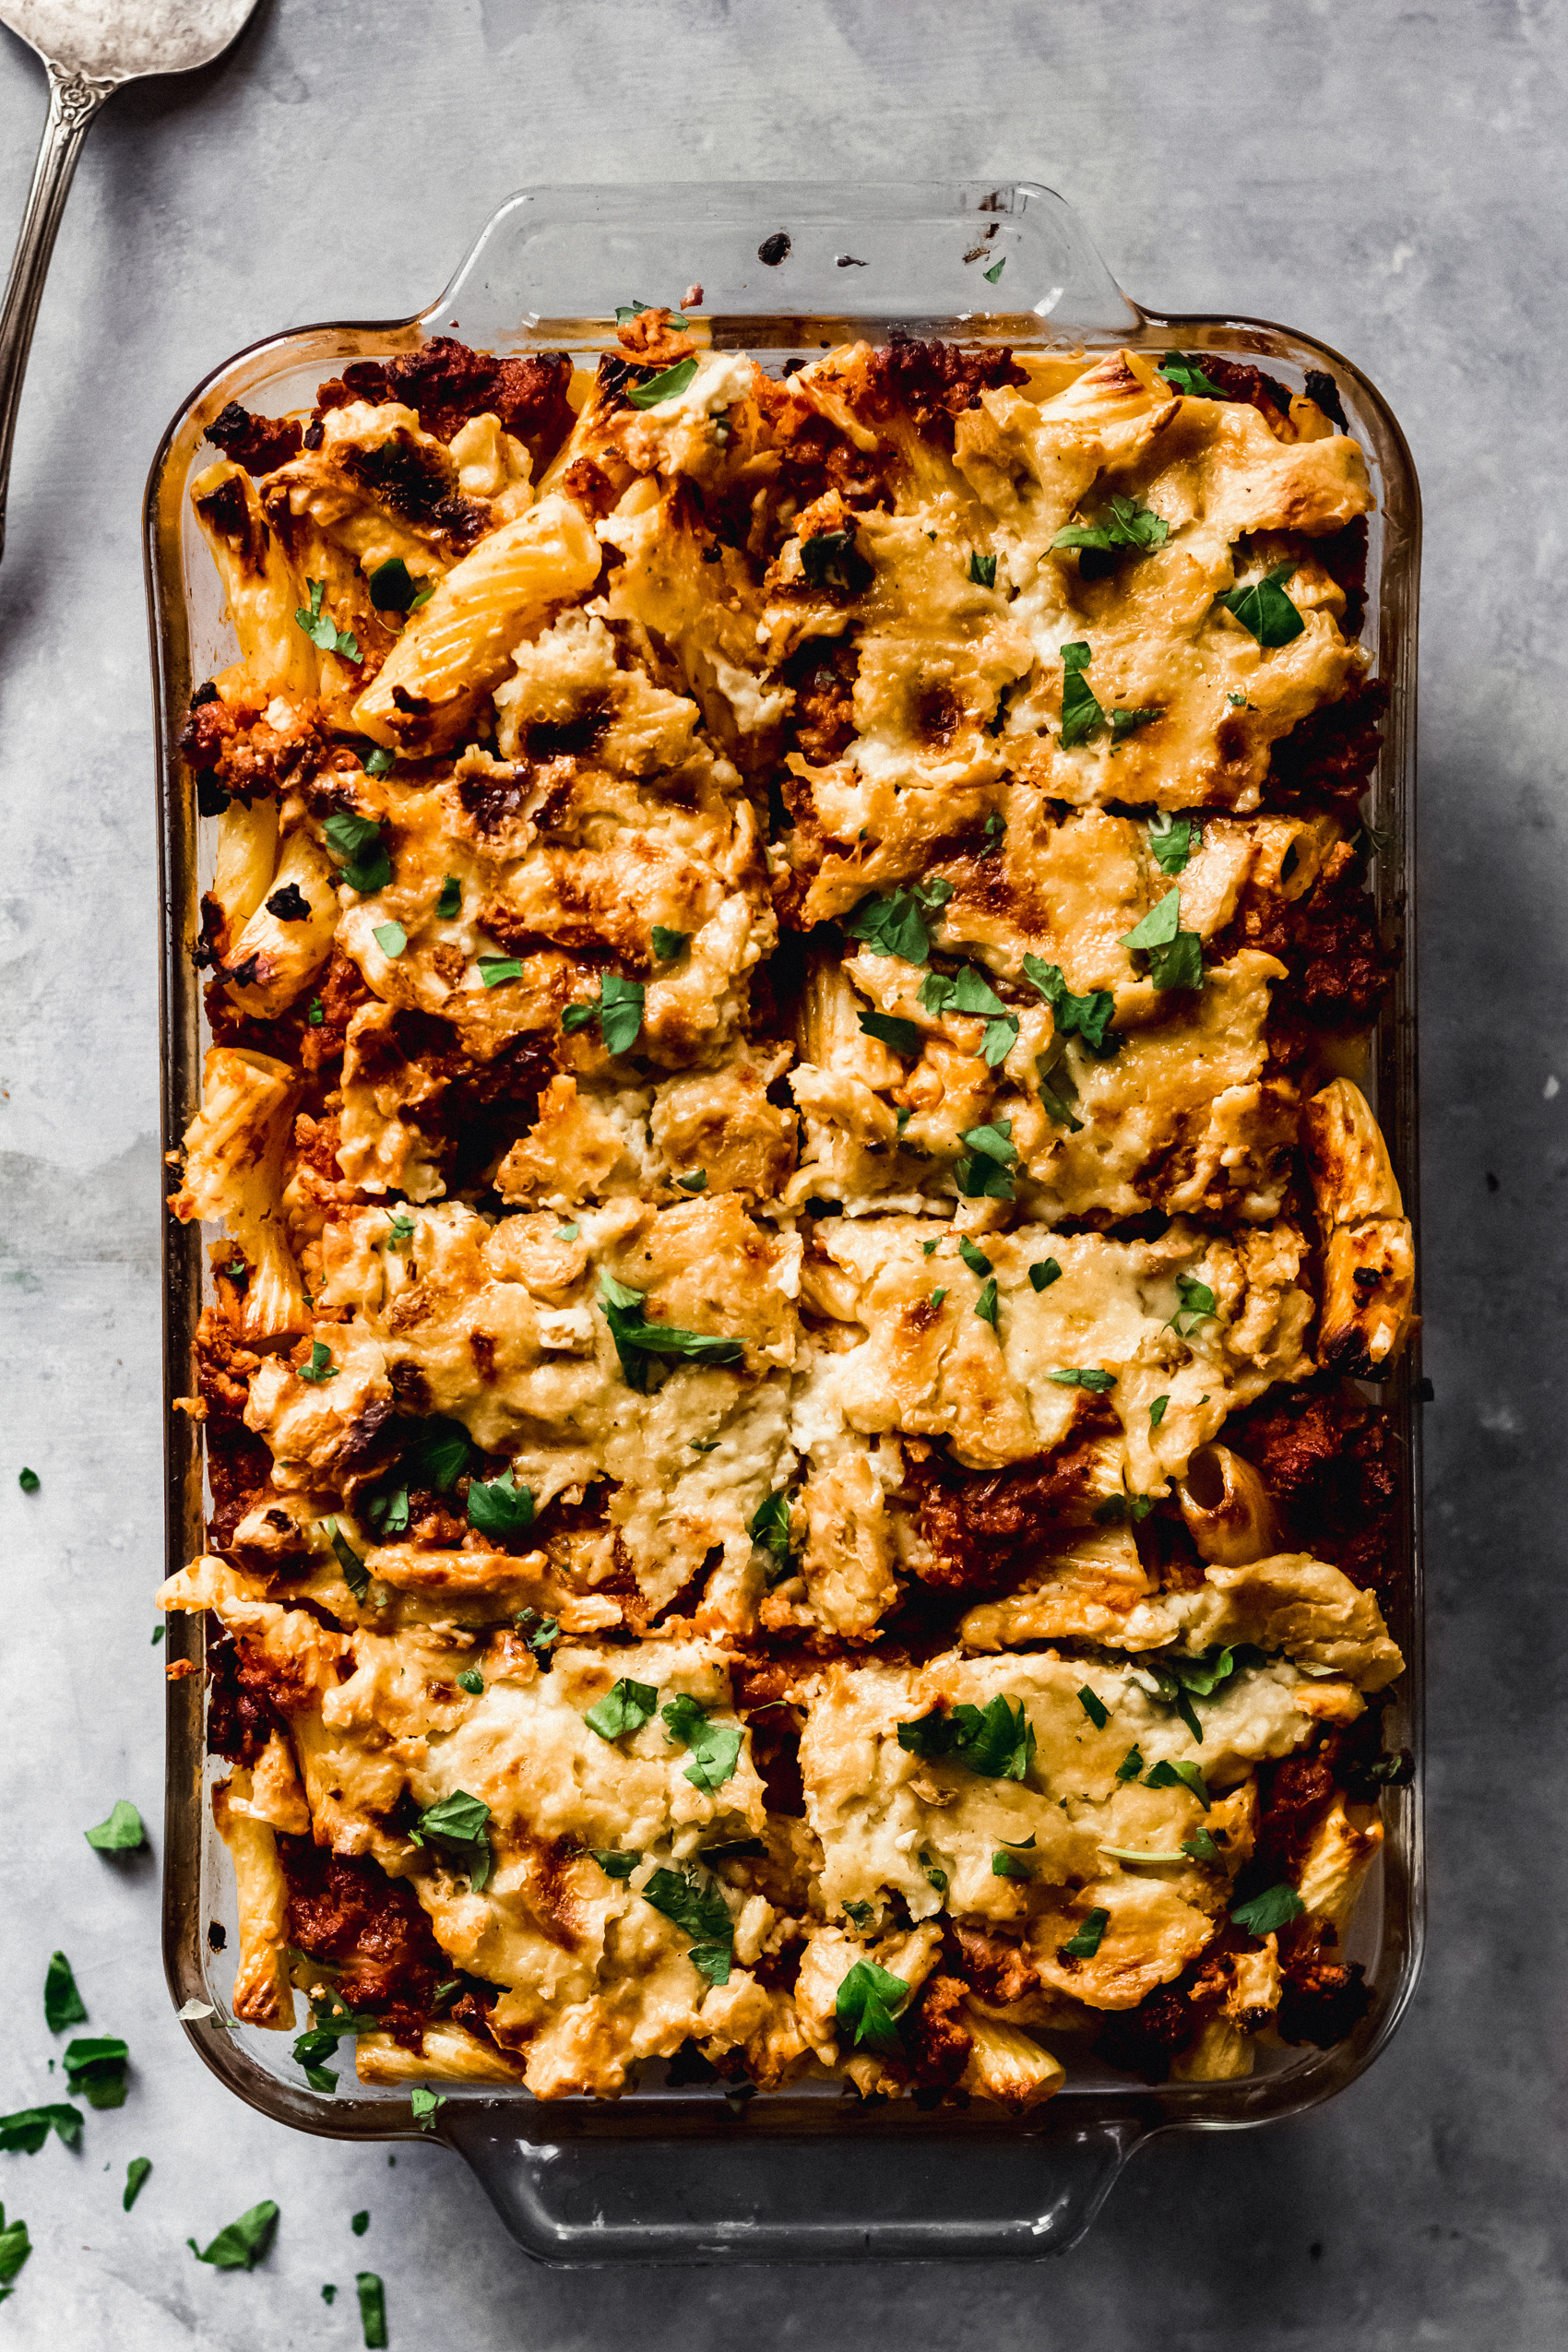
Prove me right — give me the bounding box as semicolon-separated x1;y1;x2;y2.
145;179;1423;2263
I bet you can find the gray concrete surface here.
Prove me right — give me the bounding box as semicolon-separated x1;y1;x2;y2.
0;0;1563;2342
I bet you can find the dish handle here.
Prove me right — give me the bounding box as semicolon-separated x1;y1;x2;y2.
446;2106;1150;2263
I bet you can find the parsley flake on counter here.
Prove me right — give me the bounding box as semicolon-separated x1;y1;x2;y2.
983;256;1005;285
357;2270;389;2348
835;1959;910;2052
297;1340;335;1384
598;1274;742;1389
43;1952;86;2034
371;921;406;959
0;2106;81;2155
85;1801;145;1853
1147;811;1199;875
1149;1394;1170;1429
479;955;525;988
323;1519;369;1601
1058;640;1105;748
897;1696;1036;1783
17;1467;38;1493
351;2209;370;2237
1217;562;1305;647
1231;1883;1307;1938
1021;954;1120;1056
1115;1744;1146;1782
842;876;953;965
974;1276;1001;1331
1048;1366;1115;1392
584;1677;659;1741
1076;1685;1109;1730
641;1866;733;1984
0;2204;31;2298
367;556;434;614
661;1694;743;1792
64;2037;129;2109
323;809;389;893
456;1669;484;1696
295;578;359;660
858;1008;922;1056
1059;1907;1109;1960
410;1791;493;1891
626;356;699;409
410;2087;446;2132
1158;350;1226;399
123;2156;152;2210
650;925;690;961
968;551;997;588
435;874;461;918
466;1467;535;1538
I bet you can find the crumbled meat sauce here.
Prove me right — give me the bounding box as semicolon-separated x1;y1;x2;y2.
949;1921;1040;2007
1264;678;1387;819
1229;1376;1402;1593
860;336;1027;447
904;1971;974;2087
315;338;574;469
1196;354;1292;417
205;400;303;476
206;1626;294;1764
278;1837;444;2046
1213;842;1395;1028
913;1428;1120;1595
1276;1925;1373;2047
1091;1982;1195;2083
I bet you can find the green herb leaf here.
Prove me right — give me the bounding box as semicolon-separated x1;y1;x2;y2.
307;995;325;1025
921;1851;949;1893
929;1287;947;1308
479;956;524;988
584;1677;659;1741
18;1467;39;1493
1029;1258;1063;1292
1147;813;1199;874
968;551;997;588
466;1467;536;1538
1121;887;1181;953
555;1222;580;1241
1058;639;1105;748
0;2209;31;2292
1111;706;1162;742
323;809;389;894
1147;928;1205;991
835;1959;910;2053
296;580;360;660
1115;1744;1145;1782
435;874;461;919
371;921;406;958
957;1237;992;1277
661;1695;743;1791
123;2156;152;2210
456;1668;484;1696
409;2087;445;2131
974;1277;1000;1331
402;1416;473;1492
1145;1758;1211;1809
953;1116;1018;1203
991;1848;1033;1880
597;1275;743;1391
598;972;646;1055
896;1696;1036;1782
0;2105;82;2154
43;1952;86;2034
297;1340;335;1384
675;1168;708;1193
362;745;396;778
1048;1366;1116;1391
323;1518;369;1601
357;2270;389;2348
1058;1907;1109;1959
188;2199;280;2273
85;1800;145;1853
858;1008;923;1056
588;1849;640;1880
641;1866;733;1983
1149;1394;1170;1429
151;1623;165;1645
367;557;431;614
410;1791;493;1890
1182;1830;1222;1864
1051;495;1170;563
1217;562;1304;648
650;926;689;961
1158;351;1227;398
800;528;872;595
1076;1685;1109;1730
841;877;954;966
515;1608;560;1660
64;2037;129;2109
983;257;1005;285
1230;1883;1307;1938
1020;954;1120;1056
626;356;700;410
748;1489;794;1564
1168;1272;1218;1337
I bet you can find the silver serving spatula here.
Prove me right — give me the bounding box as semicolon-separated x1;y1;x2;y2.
0;0;258;564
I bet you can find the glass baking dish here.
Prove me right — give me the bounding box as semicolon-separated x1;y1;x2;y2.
144;180;1423;2263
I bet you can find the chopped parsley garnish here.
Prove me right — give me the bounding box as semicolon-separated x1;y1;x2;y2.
151;1623;164;1645
456;1669;484;1696
561;972;646;1051
841;1899;875;1930
323;1518;369;1601
1035;1039;1082;1132
17;1467;38;1493
402;1415;473;1492
954;1118;1018;1201
1147;812;1200;875
598;1274;742;1390
466;1467;536;1538
842;877;954;966
957;1237;992;1277
1058;640;1104;748
1158;350;1226;399
1168;1273;1218;1336
295;578;359;660
43;1952;86;2034
1145;1758;1211;1809
661;1695;743;1791
480;956;525;988
968;551;998;588
921;962;1016;1064
675;1169;707;1192
322;810;389;894
307;996;324;1025
800;529;872;596
357;2271;389;2348
435;874;461;918
297;1340;335;1384
748;1489;794;1567
0;2206;31;2294
124;2156;152;2210
1217;562;1305;648
362;745;396;778
1121;886;1204;992
1051;494;1169;565
1149;1394;1170;1429
367;557;434;614
1115;1744;1145;1782
650;926;690;961
351;2210;370;2237
1021;954;1120;1056
626;356;700;409
410;1790;493;1890
1059;1907;1109;1959
584;1677;659;1741
1048;1366;1115;1391
291;2000;385;2092
410;2087;446;2130
896;1696;1036;1782
386;1210;415;1243
1076;1685;1110;1730
1111;706;1162;740
929;1288;947;1308
515;1608;560;1662
641;1865;733;1985
1182;1829;1222;1864
835;1959;910;2053
588;1849;640;1880
556;1222;580;1241
921;1851;949;1894
1029;1258;1063;1292
992;1848;1033;1880
974;1277;1000;1331
858;1008;923;1056
1230;1883;1307;1938
371;921;406;959
188;2199;279;2272
1095;1492;1156;1525
0;2105;81;2154
64;2037;129;2109
85;1800;145;1853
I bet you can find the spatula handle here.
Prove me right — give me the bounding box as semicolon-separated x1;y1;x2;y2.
0;54;115;567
